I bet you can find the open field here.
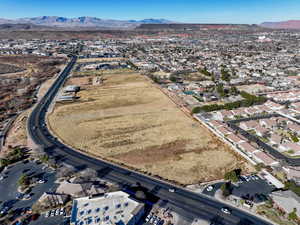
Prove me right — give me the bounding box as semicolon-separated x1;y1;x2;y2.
48;71;253;184
77;57;127;63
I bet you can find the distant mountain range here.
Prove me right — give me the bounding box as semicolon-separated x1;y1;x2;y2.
260;20;300;29
0;16;174;29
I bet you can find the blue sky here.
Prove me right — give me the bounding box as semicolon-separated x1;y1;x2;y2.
1;0;300;24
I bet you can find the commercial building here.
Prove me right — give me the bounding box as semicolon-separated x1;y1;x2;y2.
70;191;144;225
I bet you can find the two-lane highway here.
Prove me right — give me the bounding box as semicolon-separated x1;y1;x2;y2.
27;56;273;225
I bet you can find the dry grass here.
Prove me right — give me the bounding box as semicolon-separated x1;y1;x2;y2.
48;71;253;184
77;57;127;63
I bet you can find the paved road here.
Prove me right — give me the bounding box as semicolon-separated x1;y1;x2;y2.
27;56;273;225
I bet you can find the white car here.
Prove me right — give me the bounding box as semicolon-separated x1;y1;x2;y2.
0;176;4;181
206;185;213;192
221;207;231;214
168;188;175;193
38;179;45;184
145;214;151;222
59;208;65;215
45;211;50;218
55;209;60;216
23;194;31;200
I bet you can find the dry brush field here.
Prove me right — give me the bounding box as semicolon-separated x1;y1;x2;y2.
48;70;253;184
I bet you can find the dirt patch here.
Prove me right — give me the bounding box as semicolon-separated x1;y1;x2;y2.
77;58;127;63
48;71;254;184
1;110;29;157
66;76;91;86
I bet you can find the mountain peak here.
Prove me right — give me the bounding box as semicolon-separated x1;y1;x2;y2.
260;20;300;29
0;16;174;28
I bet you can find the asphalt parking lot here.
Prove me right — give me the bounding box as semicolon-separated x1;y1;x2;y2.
0;160;65;224
203;175;276;203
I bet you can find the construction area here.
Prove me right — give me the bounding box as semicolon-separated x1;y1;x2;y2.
48;66;253;185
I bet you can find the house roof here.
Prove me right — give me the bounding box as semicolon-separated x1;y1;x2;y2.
270;190;300;217
254;151;277;165
227;133;245;143
239;142;258;153
217;126;232;135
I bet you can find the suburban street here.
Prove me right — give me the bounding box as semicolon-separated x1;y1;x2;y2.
26;56;273;225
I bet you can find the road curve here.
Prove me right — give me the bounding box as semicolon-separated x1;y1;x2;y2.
27;56;273;225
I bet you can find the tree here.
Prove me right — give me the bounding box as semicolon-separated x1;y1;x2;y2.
216;84;226;97
192;107;201;114
224;170;240;183
254;163;265;172
221;68;231;82
39;154;49;163
285;181;300;197
230;86;239;95
18;174;29;187
221;182;232;197
169;75;177;82
288;208;298;221
198;67;212;77
0;158;10;167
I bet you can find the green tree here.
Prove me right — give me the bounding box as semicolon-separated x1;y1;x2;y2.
221;182;232;197
224;170;239;183
198;67;212;77
221;68;231;82
18;174;29;187
169;75;177;82
230;86;239;95
192;107;201;114
39;154;49;164
217;84;226;97
285;181;300;197
0;158;10;167
288;208;298;221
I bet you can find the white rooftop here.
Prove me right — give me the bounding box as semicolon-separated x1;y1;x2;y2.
70;191;143;225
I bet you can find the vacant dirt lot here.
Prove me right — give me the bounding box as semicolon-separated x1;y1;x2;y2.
77;57;127;63
48;71;253;184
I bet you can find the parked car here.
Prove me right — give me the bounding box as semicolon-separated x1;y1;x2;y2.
38;179;46;184
16;192;24;200
153;216;160;225
206;185;213;192
60;208;65;216
45;211;50;218
145;213;152;222
23;194;31;200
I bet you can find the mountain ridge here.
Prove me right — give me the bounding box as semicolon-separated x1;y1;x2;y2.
260;20;300;29
0;16;175;28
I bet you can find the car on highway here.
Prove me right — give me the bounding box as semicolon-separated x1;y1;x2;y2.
221;207;231;214
168;188;175;193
